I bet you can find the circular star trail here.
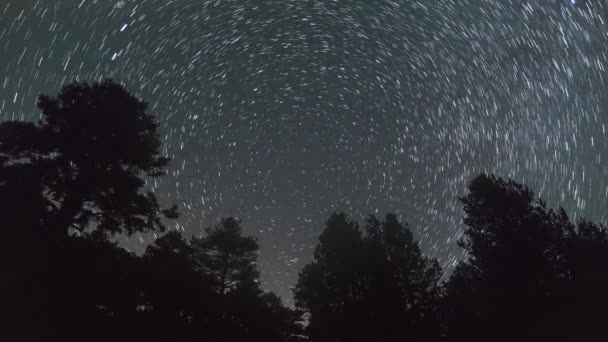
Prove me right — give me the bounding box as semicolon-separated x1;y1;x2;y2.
2;0;608;303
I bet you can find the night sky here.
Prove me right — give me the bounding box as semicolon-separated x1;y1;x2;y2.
2;0;608;304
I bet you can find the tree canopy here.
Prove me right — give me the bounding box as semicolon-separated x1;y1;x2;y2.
2;80;300;342
6;80;608;342
191;217;260;295
443;174;608;342
295;212;442;342
0;79;177;239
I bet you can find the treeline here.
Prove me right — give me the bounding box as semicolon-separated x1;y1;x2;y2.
1;80;302;342
3;80;608;342
10;218;303;342
297;176;608;342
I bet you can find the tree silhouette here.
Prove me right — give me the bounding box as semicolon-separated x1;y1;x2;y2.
8;80;608;341
364;213;442;342
139;231;211;342
7;233;145;342
0;79;177;239
191;217;260;295
139;219;303;342
187;217;302;341
3;80;307;342
2;80;178;341
442;174;581;342
295;212;442;342
295;213;365;342
559;219;608;341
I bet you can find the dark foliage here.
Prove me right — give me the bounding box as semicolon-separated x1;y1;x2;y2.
6;80;608;342
191;217;260;295
138;219;304;342
0;79;177;239
2;81;300;342
2;79;178;341
7;222;303;342
295;212;442;342
443;174;608;342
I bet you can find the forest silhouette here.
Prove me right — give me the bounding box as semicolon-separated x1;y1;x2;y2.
3;80;608;341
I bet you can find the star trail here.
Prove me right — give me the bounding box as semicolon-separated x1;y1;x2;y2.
2;0;608;303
